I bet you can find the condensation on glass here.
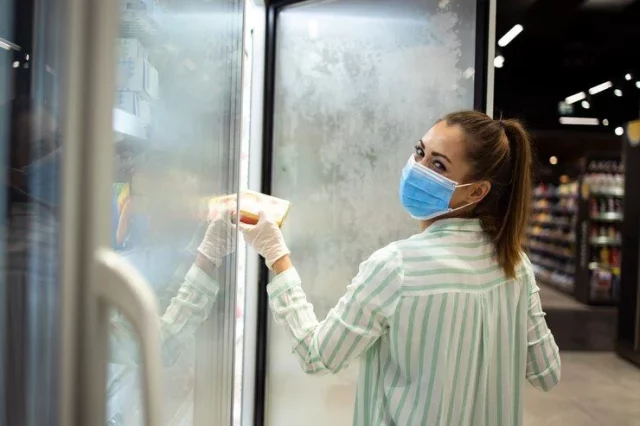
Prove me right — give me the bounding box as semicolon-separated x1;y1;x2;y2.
269;1;478;425
108;0;244;425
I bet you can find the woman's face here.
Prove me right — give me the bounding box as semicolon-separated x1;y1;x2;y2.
414;121;482;211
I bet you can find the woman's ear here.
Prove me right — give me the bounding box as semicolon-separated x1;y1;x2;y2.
468;181;491;204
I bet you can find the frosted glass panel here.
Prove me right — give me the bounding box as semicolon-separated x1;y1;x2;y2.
268;1;479;425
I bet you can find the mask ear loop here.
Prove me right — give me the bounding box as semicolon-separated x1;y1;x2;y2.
448;182;480;214
447;200;477;215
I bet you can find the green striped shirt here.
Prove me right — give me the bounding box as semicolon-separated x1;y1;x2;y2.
267;218;561;426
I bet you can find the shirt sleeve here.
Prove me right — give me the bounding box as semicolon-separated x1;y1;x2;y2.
110;264;220;367
267;246;403;375
525;274;561;391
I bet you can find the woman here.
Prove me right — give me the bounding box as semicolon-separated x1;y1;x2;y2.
241;110;561;426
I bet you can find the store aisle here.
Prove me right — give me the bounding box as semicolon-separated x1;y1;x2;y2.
524;352;640;425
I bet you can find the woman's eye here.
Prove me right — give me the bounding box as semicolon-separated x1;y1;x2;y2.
414;144;425;158
432;160;446;171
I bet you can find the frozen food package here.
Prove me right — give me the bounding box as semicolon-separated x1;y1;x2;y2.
208;190;291;228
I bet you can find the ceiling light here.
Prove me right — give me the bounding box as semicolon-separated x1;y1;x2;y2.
615;127;624;136
626;73;633;81
549;156;558;165
614;89;623;97
588;81;613;95
498;25;524;47
565;92;586;104
494;55;505;68
559;117;599;126
12;61;19;68
603;118;610;126
0;40;10;51
636;81;640;89
581;100;590;109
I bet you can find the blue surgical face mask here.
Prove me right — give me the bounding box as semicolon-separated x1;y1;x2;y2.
399;155;476;221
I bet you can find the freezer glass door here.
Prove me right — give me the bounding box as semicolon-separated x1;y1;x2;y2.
266;1;482;425
108;0;244;425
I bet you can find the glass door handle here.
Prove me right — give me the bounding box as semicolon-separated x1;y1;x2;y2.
94;248;163;426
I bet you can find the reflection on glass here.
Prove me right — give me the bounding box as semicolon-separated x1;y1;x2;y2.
108;0;244;425
268;0;478;425
2;0;64;424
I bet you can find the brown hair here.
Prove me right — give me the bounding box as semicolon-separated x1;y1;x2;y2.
441;111;533;279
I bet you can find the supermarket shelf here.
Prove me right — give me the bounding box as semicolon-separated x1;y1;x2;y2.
528;254;574;272
528;233;575;244
532;206;577;215
533;192;578;200
590;212;623;222
590;237;622;247
533;268;575;297
531;219;574;228
526;245;574;260
113;108;148;141
590;188;624;197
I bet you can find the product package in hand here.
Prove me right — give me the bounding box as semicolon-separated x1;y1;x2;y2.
208;190;291;228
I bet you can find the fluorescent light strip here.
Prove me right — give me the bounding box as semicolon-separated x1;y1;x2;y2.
498;25;524;47
588;81;612;95
559;117;599;126
565;92;586;104
0;37;20;51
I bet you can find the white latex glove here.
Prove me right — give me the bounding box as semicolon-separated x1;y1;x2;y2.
197;210;237;267
239;211;290;269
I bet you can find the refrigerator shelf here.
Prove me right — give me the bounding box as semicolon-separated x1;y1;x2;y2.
590;212;623;222
590;237;622;247
120;9;164;45
590;187;624;197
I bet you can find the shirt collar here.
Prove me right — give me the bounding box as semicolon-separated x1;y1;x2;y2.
424;218;483;235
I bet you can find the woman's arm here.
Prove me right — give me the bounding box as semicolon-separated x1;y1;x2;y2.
110;255;222;366
266;247;403;375
110;215;235;367
525;273;561;391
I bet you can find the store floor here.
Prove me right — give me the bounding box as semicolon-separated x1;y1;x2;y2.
524;352;640;425
538;283;617;351
267;351;640;425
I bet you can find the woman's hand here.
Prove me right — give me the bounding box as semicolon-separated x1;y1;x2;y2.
196;210;237;269
239;211;291;271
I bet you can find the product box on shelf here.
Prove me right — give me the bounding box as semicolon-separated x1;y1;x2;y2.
121;0;154;12
115;91;152;123
117;57;160;100
117;38;148;60
209;190;292;228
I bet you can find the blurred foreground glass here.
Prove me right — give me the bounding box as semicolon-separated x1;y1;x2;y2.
1;0;65;424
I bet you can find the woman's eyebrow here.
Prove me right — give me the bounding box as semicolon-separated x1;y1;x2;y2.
431;150;452;164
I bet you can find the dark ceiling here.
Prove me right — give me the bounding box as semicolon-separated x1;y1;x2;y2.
494;0;640;133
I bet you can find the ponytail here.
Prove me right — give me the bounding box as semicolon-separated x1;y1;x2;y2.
441;111;534;279
495;120;533;278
